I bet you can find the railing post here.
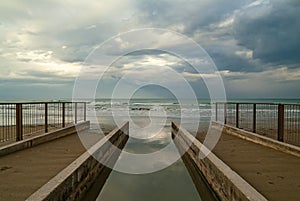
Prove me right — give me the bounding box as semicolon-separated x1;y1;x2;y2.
236;103;239;128
278;104;284;142
45;103;48;133
62;103;65;128
84;102;87;121
215;103;218;121
75;102;78;124
16;103;23;141
224;103;227;124
253;103;256;133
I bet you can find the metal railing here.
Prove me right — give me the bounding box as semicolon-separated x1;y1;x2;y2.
215;102;300;146
0;102;86;143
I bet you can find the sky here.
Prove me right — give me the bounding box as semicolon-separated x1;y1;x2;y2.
0;0;299;100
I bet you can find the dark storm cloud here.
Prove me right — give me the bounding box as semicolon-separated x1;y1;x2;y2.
135;0;300;73
232;0;300;65
134;0;267;73
136;0;249;34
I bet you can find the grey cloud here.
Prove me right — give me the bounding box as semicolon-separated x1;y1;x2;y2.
0;1;131;65
134;0;265;73
136;0;250;35
232;0;300;65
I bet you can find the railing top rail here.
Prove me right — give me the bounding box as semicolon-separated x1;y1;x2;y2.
215;102;300;106
0;101;86;105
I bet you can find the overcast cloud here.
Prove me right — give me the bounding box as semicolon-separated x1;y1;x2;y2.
0;0;299;99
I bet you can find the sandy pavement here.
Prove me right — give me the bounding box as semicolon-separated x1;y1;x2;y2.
0;124;114;201
195;129;300;201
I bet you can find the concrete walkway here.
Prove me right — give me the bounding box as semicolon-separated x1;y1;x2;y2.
2;123;299;201
195;129;300;201
0;125;112;201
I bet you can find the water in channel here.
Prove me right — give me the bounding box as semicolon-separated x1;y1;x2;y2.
83;117;217;201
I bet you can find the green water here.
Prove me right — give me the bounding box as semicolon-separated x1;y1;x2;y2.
97;160;201;201
83;116;217;201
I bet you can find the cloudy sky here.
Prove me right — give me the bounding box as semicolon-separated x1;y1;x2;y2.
0;0;299;100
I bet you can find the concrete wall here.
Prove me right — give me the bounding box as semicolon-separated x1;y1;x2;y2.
26;122;129;201
172;122;267;201
212;122;300;158
0;121;90;157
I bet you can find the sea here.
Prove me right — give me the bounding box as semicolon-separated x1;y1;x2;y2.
86;98;300;124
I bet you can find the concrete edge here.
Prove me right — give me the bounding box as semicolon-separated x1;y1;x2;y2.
212;121;300;158
0;121;90;157
26;122;129;201
172;122;268;201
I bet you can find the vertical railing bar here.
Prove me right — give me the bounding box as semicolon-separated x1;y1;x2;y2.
224;103;227;124
16;103;23;141
6;105;8;140
253;103;256;133
45;103;48;133
9;105;11;140
24;104;26;136
236;103;239;128
62;102;65;128
10;105;12;140
278;104;284;142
